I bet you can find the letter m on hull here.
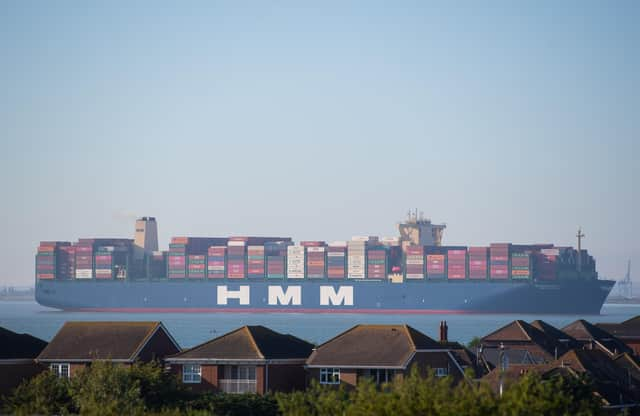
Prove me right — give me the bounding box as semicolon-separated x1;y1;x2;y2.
268;286;302;306
320;286;354;306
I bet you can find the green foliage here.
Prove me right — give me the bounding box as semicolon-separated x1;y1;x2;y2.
277;366;604;416
467;336;482;350
69;361;145;416
3;370;74;415
3;359;605;416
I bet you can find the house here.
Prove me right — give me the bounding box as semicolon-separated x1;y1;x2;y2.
597;316;640;355
166;325;314;394
481;349;640;409
0;326;48;396
36;321;181;378
480;320;567;365
530;319;578;350
562;319;632;356
305;324;469;387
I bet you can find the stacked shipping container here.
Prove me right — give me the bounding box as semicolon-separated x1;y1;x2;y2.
75;244;94;279
265;242;288;279
187;255;206;278
207;246;226;279
168;239;187;279
405;246;425;279
56;245;76;280
347;240;366;279
447;249;467;280
425;247;447;280
536;248;559;281
287;246;305;279
302;242;326;279
490;243;511;280
227;240;247;279
327;243;347;279
35;243;63;280
511;252;531;280
94;247;114;279
148;251;167;279
366;246;387;279
468;247;488;280
247;246;265;279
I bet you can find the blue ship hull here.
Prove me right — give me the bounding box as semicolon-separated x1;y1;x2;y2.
35;278;615;314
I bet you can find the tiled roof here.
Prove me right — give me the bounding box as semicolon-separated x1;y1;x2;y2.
561;320;631;355
530;320;576;344
306;324;441;368
168;326;313;361
482;320;562;358
596;316;640;338
37;321;174;362
0;326;47;360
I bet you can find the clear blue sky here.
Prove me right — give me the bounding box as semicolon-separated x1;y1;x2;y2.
1;1;637;286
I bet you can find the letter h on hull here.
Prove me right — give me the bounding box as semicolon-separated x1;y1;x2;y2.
217;286;250;305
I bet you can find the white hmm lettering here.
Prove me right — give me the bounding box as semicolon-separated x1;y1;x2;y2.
320;286;354;306
268;286;302;305
217;286;250;305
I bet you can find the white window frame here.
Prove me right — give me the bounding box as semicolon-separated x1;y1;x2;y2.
435;367;449;377
182;364;202;384
320;368;340;385
50;363;70;379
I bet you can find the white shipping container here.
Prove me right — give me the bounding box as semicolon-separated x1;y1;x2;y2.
288;246;305;255
329;241;348;247
327;252;346;257
75;269;93;279
348;274;365;279
307;247;326;252
287;273;305;279
406;274;425;279
228;241;246;247
541;248;560;256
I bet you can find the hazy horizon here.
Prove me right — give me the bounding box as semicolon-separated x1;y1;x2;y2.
1;1;637;286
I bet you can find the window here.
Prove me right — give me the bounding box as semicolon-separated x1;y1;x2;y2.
183;364;202;383
320;368;340;385
224;365;256;381
221;366;257;394
50;363;70;379
435;367;449;377
361;369;394;384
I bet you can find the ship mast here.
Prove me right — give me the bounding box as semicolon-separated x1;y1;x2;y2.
576;227;585;274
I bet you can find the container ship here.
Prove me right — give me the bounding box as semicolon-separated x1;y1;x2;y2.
34;214;614;314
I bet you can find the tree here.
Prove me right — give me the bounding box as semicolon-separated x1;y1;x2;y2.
69;361;145;416
3;370;74;415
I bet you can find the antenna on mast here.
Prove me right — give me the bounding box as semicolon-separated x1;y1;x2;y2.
576;227;585;273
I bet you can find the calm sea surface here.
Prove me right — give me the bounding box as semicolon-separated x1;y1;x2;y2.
1;301;639;348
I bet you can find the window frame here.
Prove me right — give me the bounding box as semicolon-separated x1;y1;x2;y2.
319;368;340;385
435;367;449;377
50;363;70;379
182;363;202;384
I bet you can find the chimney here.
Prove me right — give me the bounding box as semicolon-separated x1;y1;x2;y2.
439;321;448;343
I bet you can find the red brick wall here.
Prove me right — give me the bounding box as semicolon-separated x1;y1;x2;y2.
266;364;307;393
171;364;220;393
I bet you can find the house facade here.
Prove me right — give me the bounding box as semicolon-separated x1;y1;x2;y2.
36;321;180;378
166;325;313;394
306;324;470;387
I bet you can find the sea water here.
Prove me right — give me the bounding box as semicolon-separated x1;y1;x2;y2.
1;301;639;348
